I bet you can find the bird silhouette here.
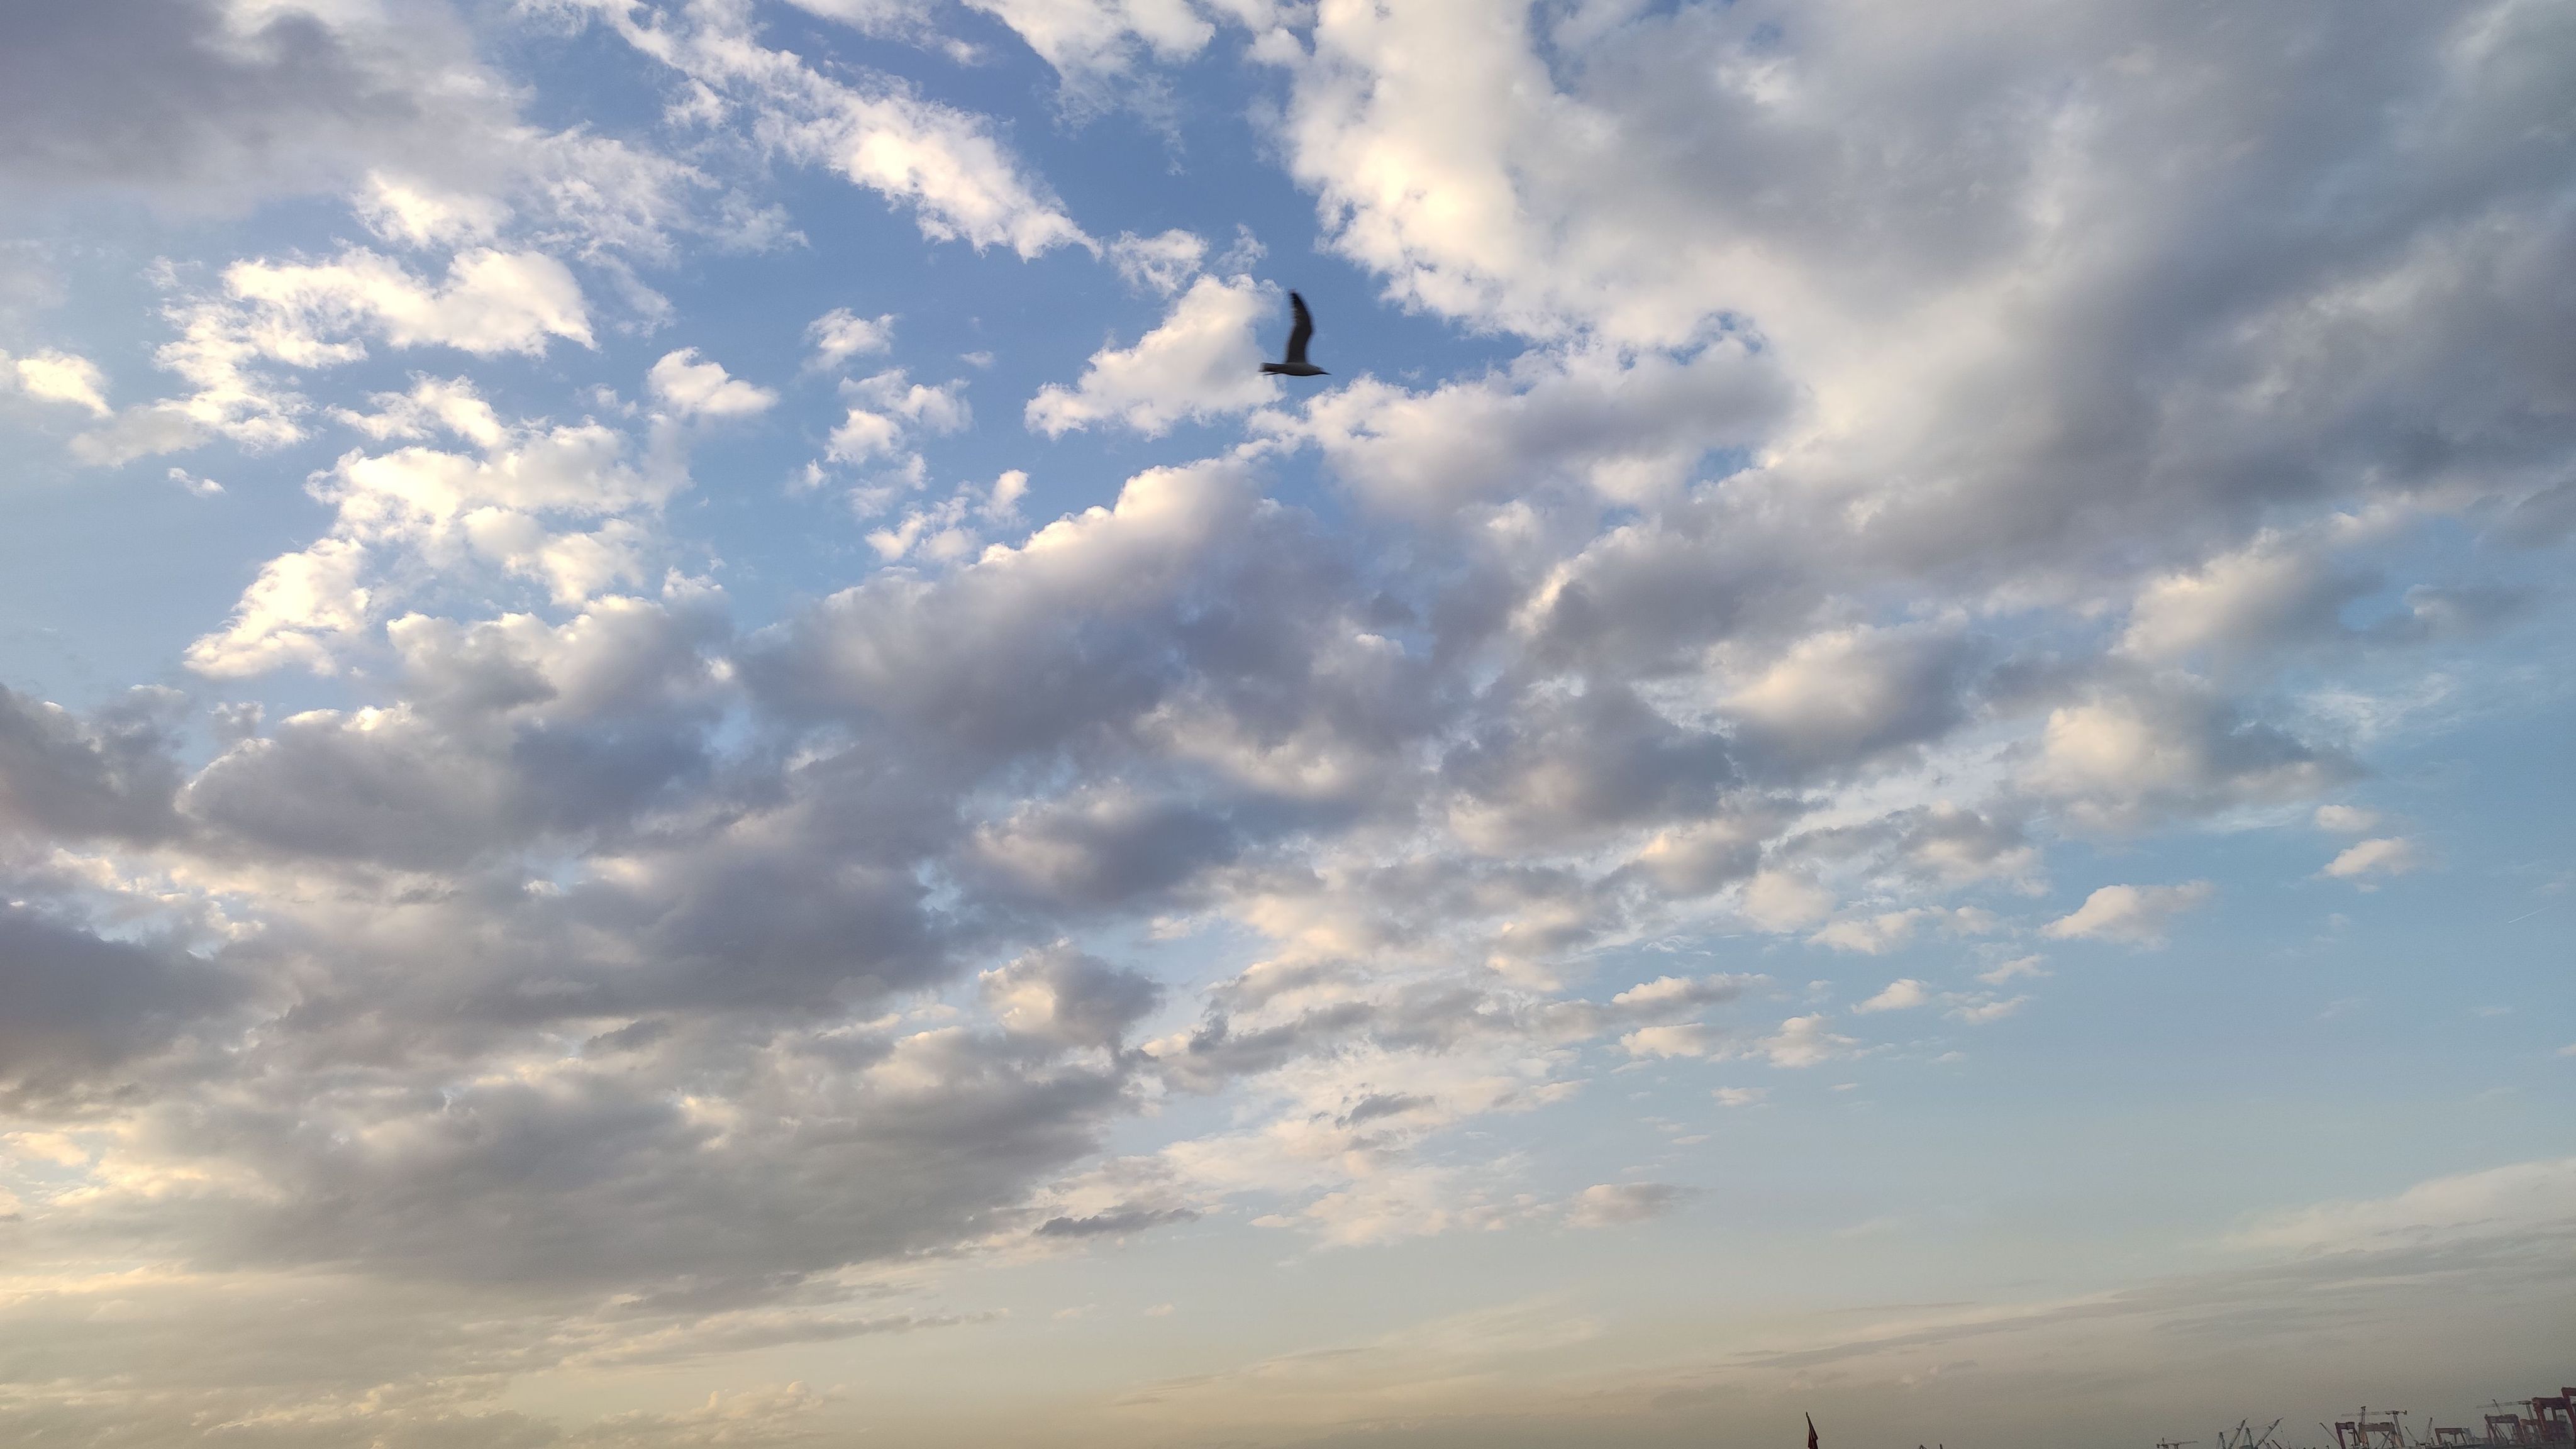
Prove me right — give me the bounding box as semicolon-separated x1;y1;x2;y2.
1262;291;1328;377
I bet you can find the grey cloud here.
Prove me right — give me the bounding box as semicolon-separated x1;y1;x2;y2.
1035;1206;1199;1238
982;943;1162;1047
180;706;712;872
1443;683;1733;849
1722;626;1982;780
2497;476;2576;547
0;685;186;845
745;462;1272;760
112;1019;1143;1289
183;599;732;872
1337;1091;1429;1126
0;905;240;1106
970;789;1238;908
1781;804;2039;892
0;0;497;204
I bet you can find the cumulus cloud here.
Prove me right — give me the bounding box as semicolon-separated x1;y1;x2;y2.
2023;682;2355;833
829;369;971;464
1108;228;1209;294
1760;1014;1857;1068
1027;274;1280;436
72;248;594;465
2320;836;2426;883
809;308;896;370
3;348;111;415
1853;979;1929;1013
2042;882;2216;947
186;379;681;675
648;348;778;419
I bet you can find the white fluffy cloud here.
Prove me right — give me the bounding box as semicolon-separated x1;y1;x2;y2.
1027;273;1280;436
1853;979;1929;1013
648;347;777;419
72;247;593;465
2041;882;2216;947
187;378;680;675
3;348;111;415
2321;836;2426;883
809;307;895;369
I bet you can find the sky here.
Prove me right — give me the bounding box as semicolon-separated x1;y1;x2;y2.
0;1;2571;1445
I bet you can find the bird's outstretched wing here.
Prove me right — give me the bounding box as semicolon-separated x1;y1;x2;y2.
1285;291;1315;367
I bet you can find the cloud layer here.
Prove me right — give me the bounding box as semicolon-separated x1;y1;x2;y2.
0;0;2570;1443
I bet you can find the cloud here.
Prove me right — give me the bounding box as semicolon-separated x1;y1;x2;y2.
1759;1014;1857;1069
0;905;243;1107
982;943;1163;1046
1027;274;1280;436
1566;1182;1690;1227
2321;836;2426;883
1976;955;2050;986
2118;531;2371;665
225;247;594;356
647;348;777;419
1946;994;2028;1025
2042;882;2216;947
1620;1023;1722;1060
1853;979;1929;1013
0;686;186;845
1609;974;1754;1015
72;248;594;465
1724;626;1977;776
1108;228;1209;294
2225;1157;2576;1254
186;380;683;675
2314;804;2380;833
4;348;111;415
1741;871;1833;931
0;0;507;207
580;0;1088;257
1280;337;1788;519
829;369;971;464
2023;683;2355;833
809;308;895;370
3;0;2574;1435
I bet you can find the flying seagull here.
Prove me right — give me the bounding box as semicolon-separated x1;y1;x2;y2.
1262;291;1328;377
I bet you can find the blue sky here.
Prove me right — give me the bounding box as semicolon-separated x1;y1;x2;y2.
0;1;2570;1445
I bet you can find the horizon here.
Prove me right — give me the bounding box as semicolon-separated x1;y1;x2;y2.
0;1;2570;1445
